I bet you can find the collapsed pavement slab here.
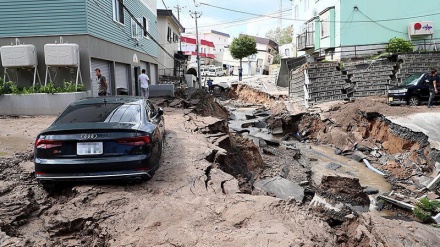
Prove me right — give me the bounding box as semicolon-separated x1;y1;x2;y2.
254;176;304;202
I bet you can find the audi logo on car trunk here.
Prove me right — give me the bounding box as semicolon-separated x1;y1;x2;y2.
81;134;98;139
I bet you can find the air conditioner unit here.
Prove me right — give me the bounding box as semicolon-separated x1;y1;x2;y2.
0;44;37;68
408;21;434;36
44;43;80;67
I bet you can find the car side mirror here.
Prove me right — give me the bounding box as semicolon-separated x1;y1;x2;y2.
157;108;164;116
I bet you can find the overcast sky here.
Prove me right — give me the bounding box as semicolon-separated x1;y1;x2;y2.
158;0;291;40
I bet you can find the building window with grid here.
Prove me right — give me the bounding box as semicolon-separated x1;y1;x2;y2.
320;12;330;38
142;17;149;39
167;27;172;42
131;18;142;40
112;0;125;24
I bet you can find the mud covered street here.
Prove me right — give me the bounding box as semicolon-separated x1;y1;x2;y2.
1;88;440;246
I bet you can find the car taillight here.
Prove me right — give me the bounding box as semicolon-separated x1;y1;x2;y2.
116;136;150;146
35;139;63;149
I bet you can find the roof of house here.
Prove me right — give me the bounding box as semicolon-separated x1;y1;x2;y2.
210;30;230;38
181;36;215;48
239;34;279;50
157;9;185;32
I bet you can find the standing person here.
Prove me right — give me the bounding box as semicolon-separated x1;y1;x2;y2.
138;69;150;99
95;68;108;96
238;67;243;81
207;77;214;94
229;66;234;76
428;68;438;108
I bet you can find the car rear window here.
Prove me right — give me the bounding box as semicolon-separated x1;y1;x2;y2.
55;103;141;124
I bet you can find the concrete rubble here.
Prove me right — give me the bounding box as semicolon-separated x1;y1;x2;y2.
1;76;440;246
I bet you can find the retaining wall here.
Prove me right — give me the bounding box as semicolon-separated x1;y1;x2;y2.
289;52;440;106
0;91;91;115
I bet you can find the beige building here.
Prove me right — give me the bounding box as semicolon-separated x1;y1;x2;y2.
157;9;184;77
224;35;279;76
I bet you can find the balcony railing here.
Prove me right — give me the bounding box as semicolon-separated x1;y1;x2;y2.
297;31;315;51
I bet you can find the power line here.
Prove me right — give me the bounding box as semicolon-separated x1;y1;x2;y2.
185;9;292;29
357;9;407;34
199;2;440;23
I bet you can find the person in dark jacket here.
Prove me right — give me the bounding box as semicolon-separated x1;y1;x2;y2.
428;69;438;108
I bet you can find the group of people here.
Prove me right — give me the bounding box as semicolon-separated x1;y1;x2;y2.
94;68;150;99
229;66;243;80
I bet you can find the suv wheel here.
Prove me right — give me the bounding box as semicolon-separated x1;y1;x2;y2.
408;96;420;106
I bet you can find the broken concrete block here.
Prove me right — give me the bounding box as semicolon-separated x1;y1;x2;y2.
326;163;342;170
254;176;304;202
377;195;414;210
262;148;276;155
435;162;440;172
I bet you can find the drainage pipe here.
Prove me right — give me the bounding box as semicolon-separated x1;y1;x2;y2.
362;159;385;176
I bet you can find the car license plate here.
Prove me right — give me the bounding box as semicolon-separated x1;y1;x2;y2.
388;97;393;102
77;142;103;155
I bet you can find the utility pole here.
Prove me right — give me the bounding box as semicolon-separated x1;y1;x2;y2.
174;5;186;51
190;10;202;89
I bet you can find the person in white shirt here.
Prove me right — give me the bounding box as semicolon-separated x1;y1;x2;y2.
138;69;150;98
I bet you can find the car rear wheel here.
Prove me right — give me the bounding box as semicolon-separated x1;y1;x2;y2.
408;96;420;106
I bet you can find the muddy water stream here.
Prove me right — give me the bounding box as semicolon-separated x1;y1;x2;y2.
304;145;391;194
227;106;392;212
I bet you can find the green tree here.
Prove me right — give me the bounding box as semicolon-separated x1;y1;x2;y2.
386;37;413;53
229;35;258;80
265;26;293;45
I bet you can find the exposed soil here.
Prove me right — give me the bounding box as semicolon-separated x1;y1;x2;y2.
229;84;288;115
1;90;440;246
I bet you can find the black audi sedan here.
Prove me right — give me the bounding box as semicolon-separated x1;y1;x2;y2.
34;97;164;187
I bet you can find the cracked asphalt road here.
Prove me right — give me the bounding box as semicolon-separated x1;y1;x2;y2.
1;107;440;246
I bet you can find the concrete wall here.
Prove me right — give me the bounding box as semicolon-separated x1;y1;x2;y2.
0;91;91;115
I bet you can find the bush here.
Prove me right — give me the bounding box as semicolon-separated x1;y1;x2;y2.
0;81;86;95
413;197;440;222
386;37;414;53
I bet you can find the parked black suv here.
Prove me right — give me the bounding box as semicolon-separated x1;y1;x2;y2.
387;73;439;106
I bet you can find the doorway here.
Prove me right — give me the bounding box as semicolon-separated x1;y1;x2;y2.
134;66;140;96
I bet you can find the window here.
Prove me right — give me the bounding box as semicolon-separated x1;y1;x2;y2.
131;18;142;40
112;0;125;24
167;27;172;42
142;17;149;38
55;103;141;124
320;12;330;38
145;100;157;119
173;33;179;43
